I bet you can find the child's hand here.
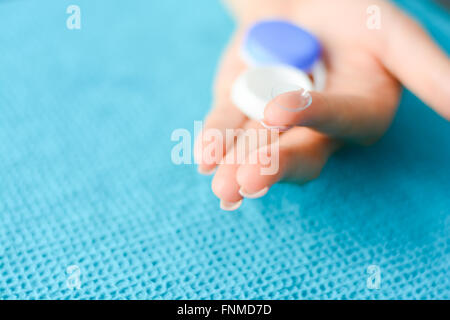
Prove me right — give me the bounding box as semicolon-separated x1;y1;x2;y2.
195;0;450;210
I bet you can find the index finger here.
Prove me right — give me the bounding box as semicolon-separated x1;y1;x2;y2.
194;32;248;174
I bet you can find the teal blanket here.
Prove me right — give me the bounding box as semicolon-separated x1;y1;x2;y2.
0;0;449;299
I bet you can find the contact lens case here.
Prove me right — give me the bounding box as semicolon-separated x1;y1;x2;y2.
232;20;325;120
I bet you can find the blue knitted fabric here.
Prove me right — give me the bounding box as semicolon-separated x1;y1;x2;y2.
0;0;449;300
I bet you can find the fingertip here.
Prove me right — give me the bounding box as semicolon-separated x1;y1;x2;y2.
238;186;269;199
220;199;243;211
197;166;216;176
211;165;243;203
263;90;313;127
236;158;280;198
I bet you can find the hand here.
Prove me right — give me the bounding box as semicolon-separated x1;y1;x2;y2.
195;0;450;210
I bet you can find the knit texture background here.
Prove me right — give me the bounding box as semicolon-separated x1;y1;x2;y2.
0;0;449;299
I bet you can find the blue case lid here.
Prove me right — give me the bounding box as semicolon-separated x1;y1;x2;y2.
243;20;321;71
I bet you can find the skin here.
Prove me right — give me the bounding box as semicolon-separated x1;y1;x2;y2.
194;0;450;210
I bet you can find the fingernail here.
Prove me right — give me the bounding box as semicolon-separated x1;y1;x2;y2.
260;121;292;132
197;166;216;176
220;199;243;211
277;88;312;112
239;186;268;199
